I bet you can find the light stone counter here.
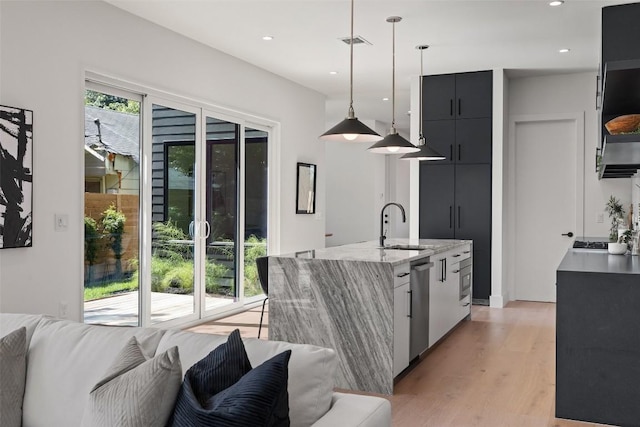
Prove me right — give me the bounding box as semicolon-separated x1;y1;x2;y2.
268;238;470;394
275;238;470;266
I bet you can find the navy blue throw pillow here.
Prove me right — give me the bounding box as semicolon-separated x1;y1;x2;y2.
169;329;291;427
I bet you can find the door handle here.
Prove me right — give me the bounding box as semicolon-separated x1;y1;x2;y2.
407;290;413;318
562;232;574;237
203;221;211;239
449;206;453;229
188;221;195;239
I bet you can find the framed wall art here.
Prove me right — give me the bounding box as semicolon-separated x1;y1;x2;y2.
296;162;316;214
0;104;33;248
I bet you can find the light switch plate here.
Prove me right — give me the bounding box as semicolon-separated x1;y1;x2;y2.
596;213;604;224
55;214;69;231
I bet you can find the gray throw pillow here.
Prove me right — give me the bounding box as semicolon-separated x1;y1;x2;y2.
80;336;182;427
0;327;27;427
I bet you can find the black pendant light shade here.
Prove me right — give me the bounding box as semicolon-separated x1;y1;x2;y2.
320;112;382;142
369;129;419;154
400;44;445;161
368;16;419;155
319;0;382;143
400;137;446;160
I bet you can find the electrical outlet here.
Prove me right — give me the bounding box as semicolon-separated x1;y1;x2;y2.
58;301;68;319
596;213;604;224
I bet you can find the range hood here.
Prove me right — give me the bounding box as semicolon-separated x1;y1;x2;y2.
598;59;640;179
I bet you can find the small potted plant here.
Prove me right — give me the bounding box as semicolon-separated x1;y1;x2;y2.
605;196;627;255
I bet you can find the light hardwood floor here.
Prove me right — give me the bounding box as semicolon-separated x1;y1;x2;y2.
187;301;609;427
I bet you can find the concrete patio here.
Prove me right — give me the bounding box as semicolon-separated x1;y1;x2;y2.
84;291;235;326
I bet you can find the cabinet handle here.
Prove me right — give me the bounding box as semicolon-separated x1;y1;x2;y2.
458;206;461;229
407;290;413;318
449;206;453;229
452;254;461;258
463;250;470;254
462;302;470;307
458;144;461;161
453;269;460;273
396;272;410;278
449;144;453;160
443;258;447;282
458;99;461;116
450;99;453;116
596;74;600;110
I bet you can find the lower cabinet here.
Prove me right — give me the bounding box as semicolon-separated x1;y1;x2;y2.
393;267;411;377
429;246;471;347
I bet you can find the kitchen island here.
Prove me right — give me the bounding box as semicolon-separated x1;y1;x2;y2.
268;239;472;394
556;248;640;426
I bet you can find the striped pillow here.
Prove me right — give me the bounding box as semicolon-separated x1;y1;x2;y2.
80;336;182;427
0;327;27;427
170;329;291;427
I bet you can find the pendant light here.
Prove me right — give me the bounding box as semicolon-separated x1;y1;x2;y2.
319;0;382;143
401;45;446;160
368;16;419;154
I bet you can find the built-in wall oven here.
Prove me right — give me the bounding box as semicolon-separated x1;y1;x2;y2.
459;257;472;301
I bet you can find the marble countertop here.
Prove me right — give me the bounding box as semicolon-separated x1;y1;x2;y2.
272;239;472;266
557;248;640;275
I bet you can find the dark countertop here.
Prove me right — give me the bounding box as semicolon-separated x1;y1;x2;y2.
557;249;640;275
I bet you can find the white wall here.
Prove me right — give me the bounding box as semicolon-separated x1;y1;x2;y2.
0;1;326;320
508;72;631;238
506;72;632;303
324;119;411;247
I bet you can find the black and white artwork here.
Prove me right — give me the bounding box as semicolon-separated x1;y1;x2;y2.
0;105;33;249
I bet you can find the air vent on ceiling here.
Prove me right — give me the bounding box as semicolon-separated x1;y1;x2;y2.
339;35;371;45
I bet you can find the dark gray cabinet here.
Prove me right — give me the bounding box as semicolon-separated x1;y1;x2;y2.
420;163;491;301
602;3;640;65
419;164;454;238
423;118;491;164
422;71;492;121
419;70;492;302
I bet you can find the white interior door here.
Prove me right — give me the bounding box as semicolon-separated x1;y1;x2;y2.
512;115;583;302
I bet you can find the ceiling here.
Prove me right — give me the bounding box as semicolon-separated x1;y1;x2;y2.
106;0;626;135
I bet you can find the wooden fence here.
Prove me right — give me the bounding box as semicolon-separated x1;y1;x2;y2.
84;193;139;281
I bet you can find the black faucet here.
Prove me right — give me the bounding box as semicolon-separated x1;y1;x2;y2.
380;202;406;248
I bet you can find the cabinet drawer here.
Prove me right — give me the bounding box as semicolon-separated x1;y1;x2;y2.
394;263;411;287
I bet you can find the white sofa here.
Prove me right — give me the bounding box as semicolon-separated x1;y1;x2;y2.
0;313;391;427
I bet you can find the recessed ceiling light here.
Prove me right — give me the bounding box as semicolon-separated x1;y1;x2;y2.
262;35;274;41
549;0;564;6
329;71;338;75
382;97;389;101
559;48;570;53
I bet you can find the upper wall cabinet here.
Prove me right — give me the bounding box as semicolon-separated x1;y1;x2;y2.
422;71;492;121
602;3;640;65
598;3;640;179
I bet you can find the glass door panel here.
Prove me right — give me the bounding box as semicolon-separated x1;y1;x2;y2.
244;127;268;300
150;104;197;324
83;87;141;326
204;116;240;312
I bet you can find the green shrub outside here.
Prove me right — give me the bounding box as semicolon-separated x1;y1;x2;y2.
85;219;266;300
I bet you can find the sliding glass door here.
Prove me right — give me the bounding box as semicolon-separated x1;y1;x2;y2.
84;80;270;328
149;103;197;324
144;100;268;325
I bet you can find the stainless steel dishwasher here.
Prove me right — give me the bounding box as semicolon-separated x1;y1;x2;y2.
410;260;433;360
